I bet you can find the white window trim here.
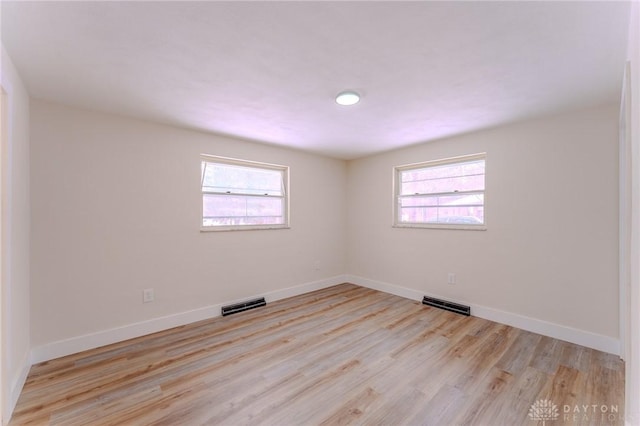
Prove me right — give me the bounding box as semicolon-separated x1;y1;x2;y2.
392;153;487;231
200;154;290;232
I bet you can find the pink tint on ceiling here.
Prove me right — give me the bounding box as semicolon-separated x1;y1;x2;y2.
0;1;631;159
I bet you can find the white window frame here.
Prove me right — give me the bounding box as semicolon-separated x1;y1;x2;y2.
200;154;290;232
393;153;487;231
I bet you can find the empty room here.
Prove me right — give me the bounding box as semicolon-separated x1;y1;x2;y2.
1;1;639;425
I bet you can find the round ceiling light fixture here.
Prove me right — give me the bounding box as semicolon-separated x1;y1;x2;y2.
335;91;360;106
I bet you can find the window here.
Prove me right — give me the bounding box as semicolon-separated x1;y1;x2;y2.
201;155;289;231
394;153;486;230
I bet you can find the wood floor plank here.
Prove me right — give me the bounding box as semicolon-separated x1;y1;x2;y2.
461;369;515;425
9;283;625;426
318;386;380;426
409;384;468;426
495;328;543;375
489;366;551;426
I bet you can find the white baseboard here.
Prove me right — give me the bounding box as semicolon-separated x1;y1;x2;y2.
28;273;620;364
5;349;31;425
346;275;620;355
262;275;347;304
31;275;348;364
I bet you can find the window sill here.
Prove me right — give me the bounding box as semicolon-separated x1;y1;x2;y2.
393;223;487;231
200;225;290;232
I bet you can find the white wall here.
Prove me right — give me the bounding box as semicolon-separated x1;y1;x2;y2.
29;101;618;358
0;46;31;425
30;100;347;357
624;2;640;424
347;105;619;351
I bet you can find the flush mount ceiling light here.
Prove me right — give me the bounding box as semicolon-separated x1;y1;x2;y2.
335;91;360;106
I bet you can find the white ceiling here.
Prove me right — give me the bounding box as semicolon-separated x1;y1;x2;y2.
1;1;631;160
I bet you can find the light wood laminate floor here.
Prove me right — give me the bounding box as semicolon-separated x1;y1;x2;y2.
10;284;624;425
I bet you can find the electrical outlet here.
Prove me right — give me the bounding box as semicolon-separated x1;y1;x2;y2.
447;273;456;285
314;260;321;271
143;288;154;303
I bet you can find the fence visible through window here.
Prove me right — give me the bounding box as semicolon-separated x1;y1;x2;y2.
394;153;486;229
201;155;289;231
